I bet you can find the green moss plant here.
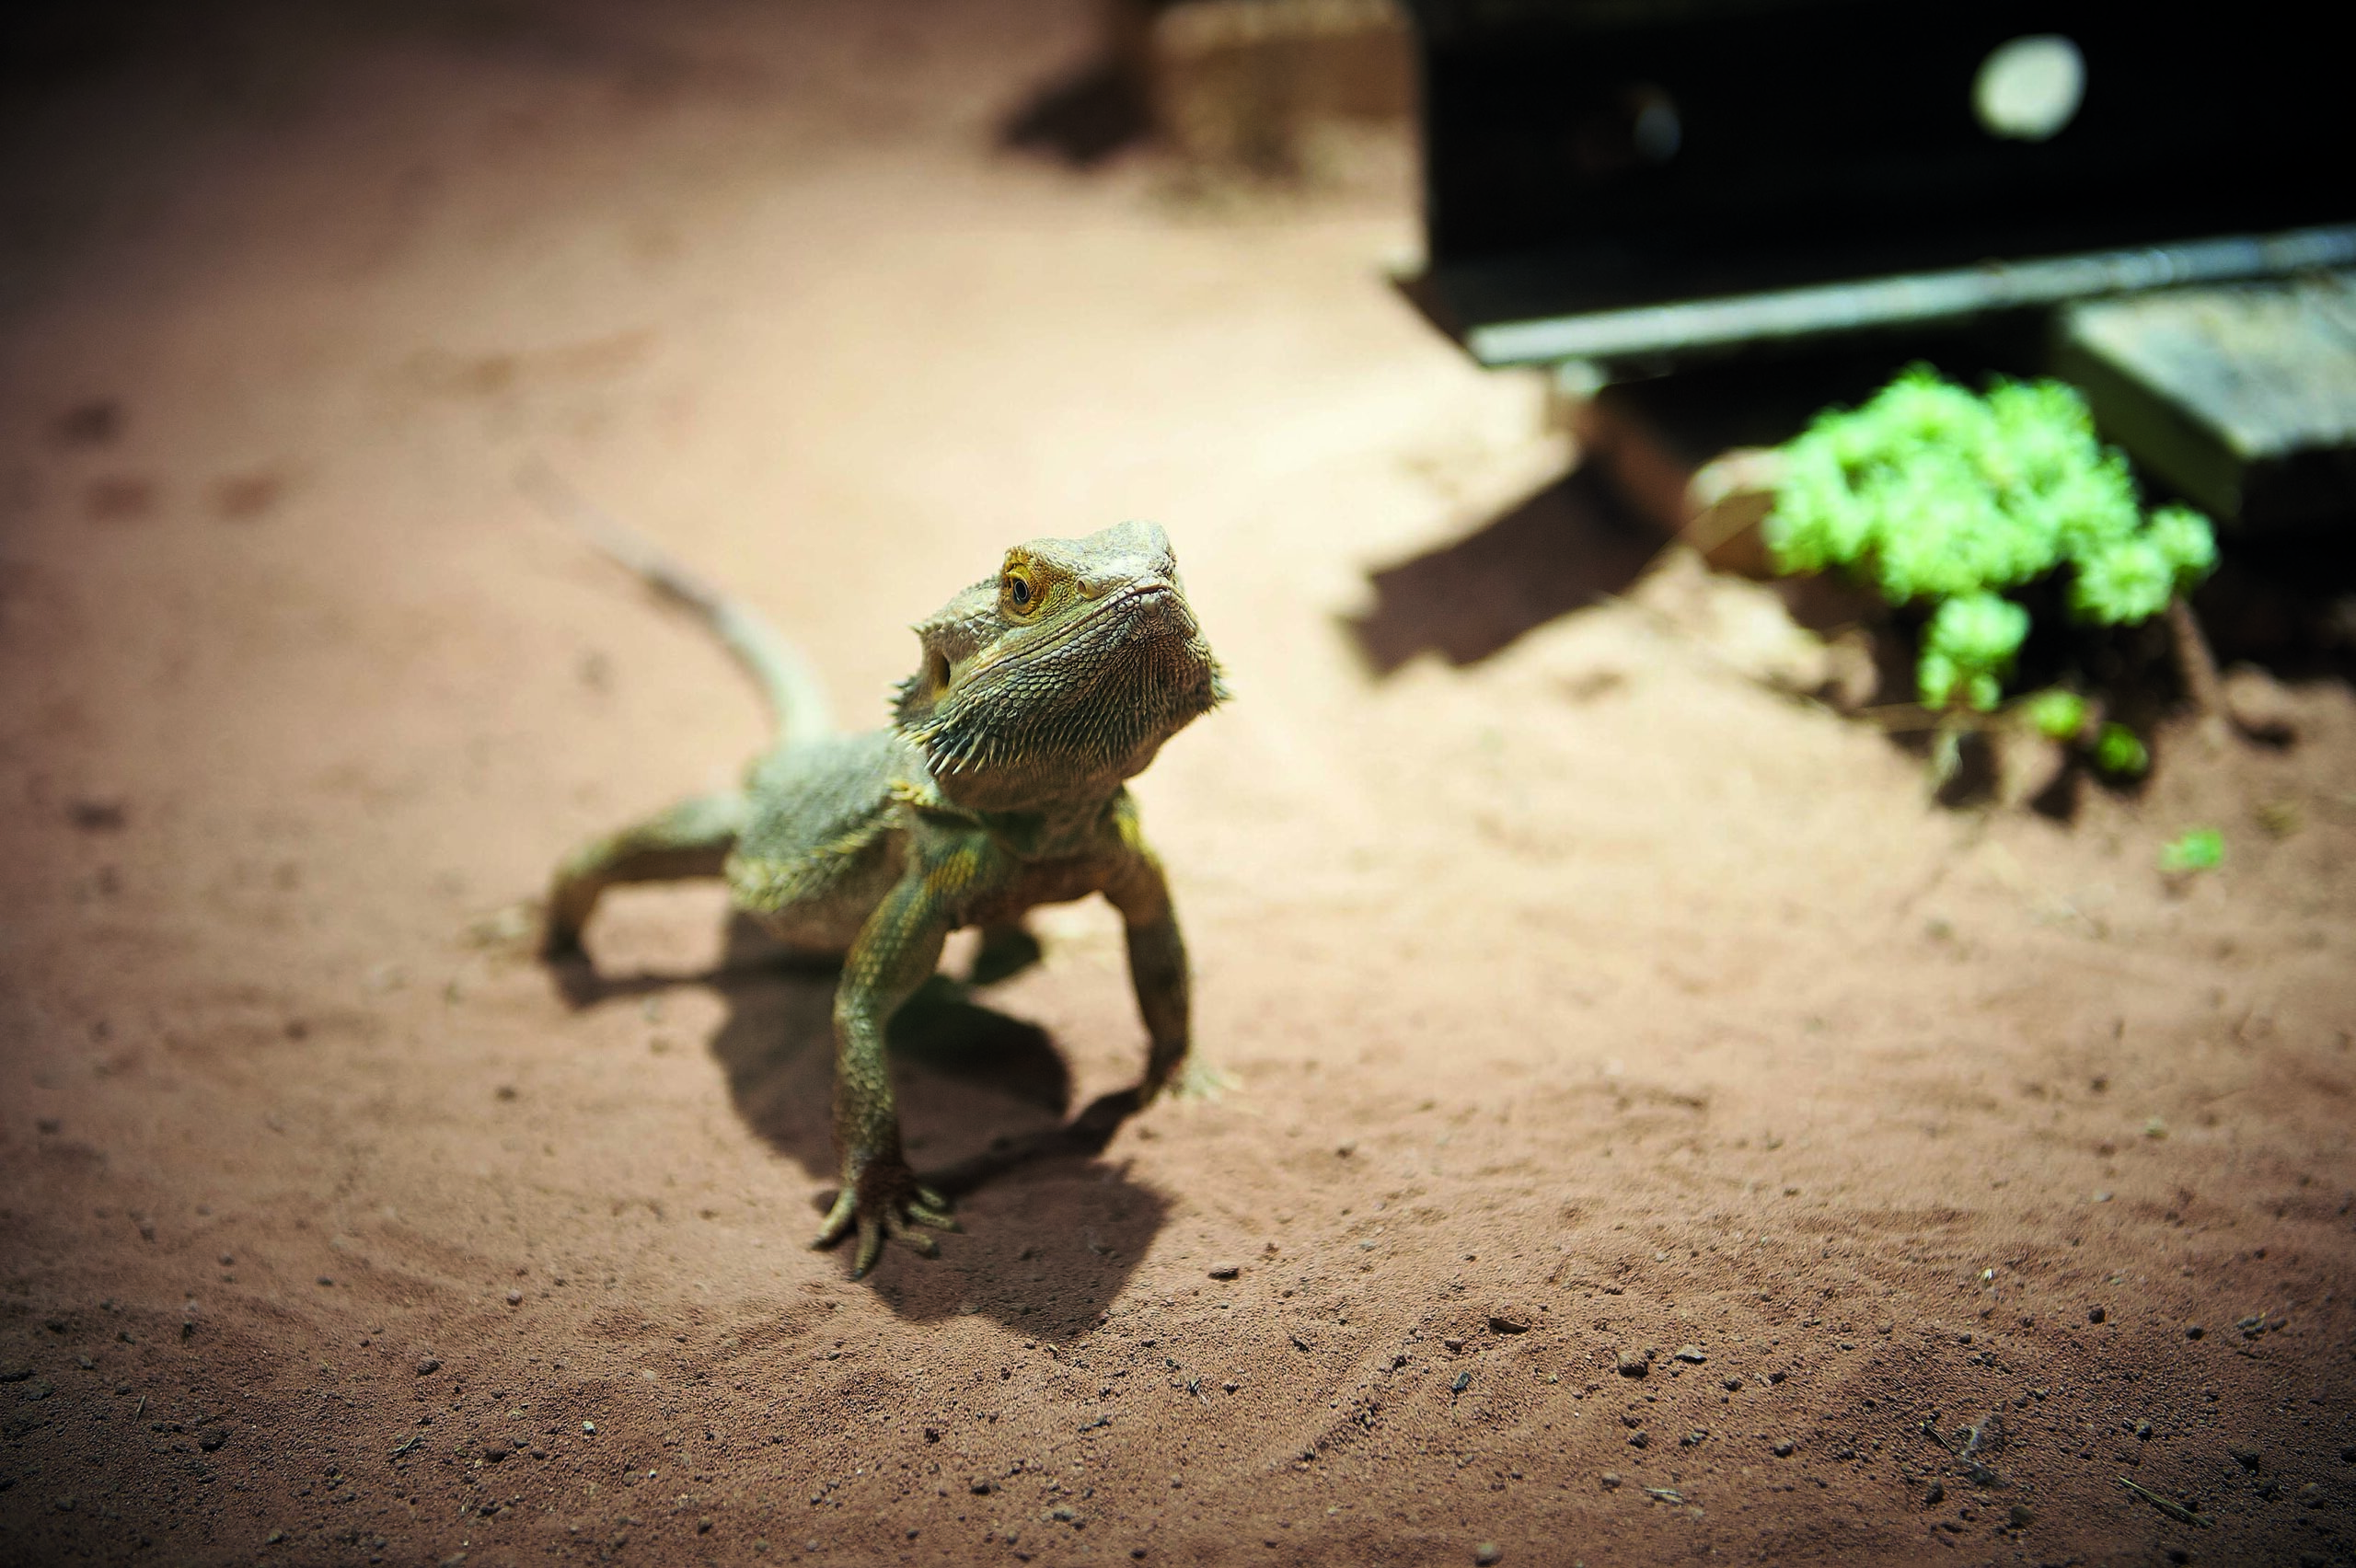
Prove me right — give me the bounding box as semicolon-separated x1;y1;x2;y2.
2092;721;2149;778
2021;687;2089;742
1763;366;2218;778
2159;828;2223;873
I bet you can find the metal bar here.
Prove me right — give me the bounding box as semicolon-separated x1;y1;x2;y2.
1465;225;2356;367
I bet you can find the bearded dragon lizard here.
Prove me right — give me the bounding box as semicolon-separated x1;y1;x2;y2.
538;490;1227;1276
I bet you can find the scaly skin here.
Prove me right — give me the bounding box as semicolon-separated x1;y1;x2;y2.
543;518;1225;1277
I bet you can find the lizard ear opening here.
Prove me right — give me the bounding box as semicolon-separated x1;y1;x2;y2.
894;644;952;735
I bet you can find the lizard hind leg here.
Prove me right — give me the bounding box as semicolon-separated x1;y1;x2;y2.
542;790;751;961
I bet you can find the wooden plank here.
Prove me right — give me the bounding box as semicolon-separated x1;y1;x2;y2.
2056;272;2356;529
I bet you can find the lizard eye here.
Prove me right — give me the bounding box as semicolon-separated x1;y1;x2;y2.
1004;571;1034;611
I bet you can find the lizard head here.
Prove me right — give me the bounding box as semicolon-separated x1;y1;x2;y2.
894;520;1228;810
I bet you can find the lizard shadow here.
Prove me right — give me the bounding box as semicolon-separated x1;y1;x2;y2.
1345;463;1659;673
551;913;1168;1332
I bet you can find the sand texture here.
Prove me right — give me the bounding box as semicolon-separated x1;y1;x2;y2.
3;5;2352;1565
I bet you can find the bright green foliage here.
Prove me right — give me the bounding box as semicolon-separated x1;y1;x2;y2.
2070;503;2219;623
2092;722;2149;778
2022;687;2088;741
1765;367;2219;714
2159;827;2223;873
1918;594;2029;711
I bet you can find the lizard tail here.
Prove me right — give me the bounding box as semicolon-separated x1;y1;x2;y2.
520;460;835;749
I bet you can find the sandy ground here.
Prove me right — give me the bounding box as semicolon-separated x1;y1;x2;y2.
4;5;2355;1565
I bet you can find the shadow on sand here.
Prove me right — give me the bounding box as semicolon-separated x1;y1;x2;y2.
1345;465;1660;673
550;914;1169;1333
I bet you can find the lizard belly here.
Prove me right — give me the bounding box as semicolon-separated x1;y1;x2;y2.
954;855;1106;930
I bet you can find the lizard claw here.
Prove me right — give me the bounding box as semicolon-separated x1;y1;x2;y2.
904;1188;961;1230
853;1214;889;1277
1170;1059;1236;1102
812;1177;957;1278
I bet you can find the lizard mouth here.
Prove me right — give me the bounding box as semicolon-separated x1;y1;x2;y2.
907;580;1223;782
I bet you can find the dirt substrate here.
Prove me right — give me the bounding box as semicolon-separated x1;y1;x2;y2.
3;5;2353;1565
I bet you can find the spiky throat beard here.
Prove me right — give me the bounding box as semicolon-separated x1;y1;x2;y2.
896;588;1226;802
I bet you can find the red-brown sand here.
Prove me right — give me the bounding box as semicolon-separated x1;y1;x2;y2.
3;6;2352;1566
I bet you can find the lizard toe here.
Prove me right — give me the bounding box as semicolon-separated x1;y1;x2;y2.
1172;1060;1236;1102
850;1215;887;1278
885;1214;941;1257
812;1189;858;1251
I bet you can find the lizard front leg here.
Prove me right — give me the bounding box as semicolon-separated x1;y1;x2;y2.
814;867;960;1276
1103;837;1192;1102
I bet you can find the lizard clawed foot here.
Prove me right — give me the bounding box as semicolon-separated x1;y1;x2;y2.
1169;1058;1236;1102
813;1170;959;1279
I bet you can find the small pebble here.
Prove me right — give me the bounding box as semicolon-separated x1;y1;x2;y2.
1615;1350;1649;1378
1772;1440;1796;1458
416;1358;441;1377
2185;1324;2204;1340
1207;1264;1239;1281
505;1290;523;1307
1627;1430;1648;1449
1599;1471;1622;1490
2087;1307;2106;1324
1672;1345;1705;1363
1721;1377;1742;1391
1473;1545;1502;1566
1487;1314;1531;1334
1923;1482;1946;1505
199;1430;227;1452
